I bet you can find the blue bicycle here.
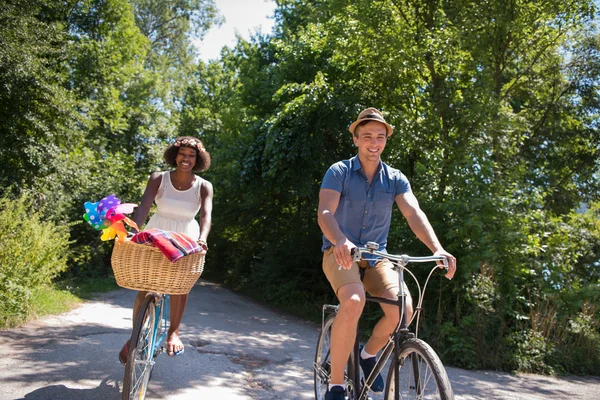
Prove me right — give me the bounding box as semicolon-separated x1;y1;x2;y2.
122;292;170;400
111;238;205;400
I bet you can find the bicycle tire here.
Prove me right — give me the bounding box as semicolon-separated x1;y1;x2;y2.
314;313;357;400
384;338;453;400
122;294;157;400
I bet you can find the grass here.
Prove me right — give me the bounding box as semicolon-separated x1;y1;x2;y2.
1;285;81;329
1;276;120;329
29;285;81;316
56;276;120;299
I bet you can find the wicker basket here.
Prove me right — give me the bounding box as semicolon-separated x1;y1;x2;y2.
111;239;205;295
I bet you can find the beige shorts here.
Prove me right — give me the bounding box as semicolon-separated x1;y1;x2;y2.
322;247;408;297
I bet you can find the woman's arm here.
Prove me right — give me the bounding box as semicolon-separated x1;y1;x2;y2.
198;179;213;245
132;172;162;230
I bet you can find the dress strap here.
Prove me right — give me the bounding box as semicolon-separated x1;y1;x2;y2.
157;171;169;198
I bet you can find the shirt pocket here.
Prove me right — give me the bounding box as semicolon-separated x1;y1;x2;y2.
375;190;395;204
373;190;395;220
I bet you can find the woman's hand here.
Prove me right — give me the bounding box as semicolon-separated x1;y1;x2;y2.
197;239;208;253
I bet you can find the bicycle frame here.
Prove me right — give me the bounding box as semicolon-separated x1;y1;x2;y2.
323;242;448;400
150;293;170;358
349;286;410;399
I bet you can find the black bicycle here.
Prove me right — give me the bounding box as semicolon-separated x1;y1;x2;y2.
314;242;454;400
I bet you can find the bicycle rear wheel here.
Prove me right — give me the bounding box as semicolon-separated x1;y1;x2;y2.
122;294;158;400
314;313;357;400
384;338;453;400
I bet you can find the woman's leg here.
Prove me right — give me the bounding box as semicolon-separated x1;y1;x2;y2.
120;291;148;364
167;293;189;356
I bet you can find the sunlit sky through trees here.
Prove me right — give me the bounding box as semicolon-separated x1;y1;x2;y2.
194;0;276;62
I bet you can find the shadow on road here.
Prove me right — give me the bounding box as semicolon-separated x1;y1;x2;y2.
17;377;121;400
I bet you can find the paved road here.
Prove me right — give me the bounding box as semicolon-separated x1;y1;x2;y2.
1;280;599;399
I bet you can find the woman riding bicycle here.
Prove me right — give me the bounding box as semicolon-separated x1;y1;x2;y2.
119;136;214;363
317;107;456;400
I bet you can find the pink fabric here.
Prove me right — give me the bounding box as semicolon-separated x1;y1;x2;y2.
131;228;201;262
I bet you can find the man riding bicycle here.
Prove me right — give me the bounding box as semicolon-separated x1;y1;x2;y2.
317;107;457;400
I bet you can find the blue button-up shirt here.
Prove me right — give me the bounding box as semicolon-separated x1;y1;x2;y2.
321;155;411;263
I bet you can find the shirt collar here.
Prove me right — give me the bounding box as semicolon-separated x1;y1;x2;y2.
352;155;384;175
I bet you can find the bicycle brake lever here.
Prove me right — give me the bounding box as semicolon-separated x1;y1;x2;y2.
350;248;361;262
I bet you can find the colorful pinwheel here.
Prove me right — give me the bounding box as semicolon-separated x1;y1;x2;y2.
83;195;139;242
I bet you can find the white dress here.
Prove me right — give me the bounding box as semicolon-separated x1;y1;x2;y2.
145;172;202;241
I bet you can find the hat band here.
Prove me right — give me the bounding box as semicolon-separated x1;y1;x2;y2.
360;113;385;123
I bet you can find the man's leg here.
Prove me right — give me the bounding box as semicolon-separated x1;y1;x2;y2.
329;282;365;385
359;261;413;393
167;293;188;356
363;287;413;355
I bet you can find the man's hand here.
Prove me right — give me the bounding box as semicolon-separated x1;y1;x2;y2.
434;250;456;280
333;239;356;270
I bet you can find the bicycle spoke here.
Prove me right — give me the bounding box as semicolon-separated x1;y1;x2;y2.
385;339;453;400
314;313;357;400
123;295;159;400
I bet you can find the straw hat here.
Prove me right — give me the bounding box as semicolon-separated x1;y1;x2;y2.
348;107;393;136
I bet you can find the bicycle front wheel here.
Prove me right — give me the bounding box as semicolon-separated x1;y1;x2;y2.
314;313;357;400
384;338;453;400
122;294;158;400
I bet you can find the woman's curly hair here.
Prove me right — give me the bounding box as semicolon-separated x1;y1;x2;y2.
163;136;211;172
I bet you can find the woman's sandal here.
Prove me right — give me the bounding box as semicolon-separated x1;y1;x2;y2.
167;344;185;357
118;340;130;365
167;337;185;357
167;330;185;357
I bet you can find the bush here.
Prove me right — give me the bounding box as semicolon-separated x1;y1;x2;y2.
506;329;555;374
0;191;72;326
550;309;600;375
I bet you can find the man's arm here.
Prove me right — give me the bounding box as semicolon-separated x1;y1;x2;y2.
396;191;456;279
317;188;354;269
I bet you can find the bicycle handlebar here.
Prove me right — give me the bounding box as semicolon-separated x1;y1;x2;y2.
351;242;449;269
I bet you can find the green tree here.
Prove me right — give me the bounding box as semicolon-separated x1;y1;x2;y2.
0;0;81;197
187;0;600;373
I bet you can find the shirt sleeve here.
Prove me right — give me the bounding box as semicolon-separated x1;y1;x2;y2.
395;171;411;197
321;162;346;193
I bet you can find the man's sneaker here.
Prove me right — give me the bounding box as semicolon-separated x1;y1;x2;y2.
359;347;385;393
325;386;346;400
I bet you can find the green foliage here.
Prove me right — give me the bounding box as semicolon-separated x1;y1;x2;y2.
0;0;82;193
1;0;599;375
438;320;478;370
557;309;600;375
506;329;555;374
0;191;72;326
187;0;600;375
